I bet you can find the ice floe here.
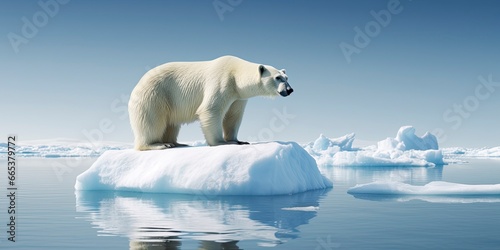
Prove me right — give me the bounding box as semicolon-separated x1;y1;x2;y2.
348;181;500;195
75;142;332;195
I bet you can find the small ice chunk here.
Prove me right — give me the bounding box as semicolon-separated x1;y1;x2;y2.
348;181;500;195
281;206;319;211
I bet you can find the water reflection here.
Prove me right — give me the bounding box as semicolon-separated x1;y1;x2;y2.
321;165;444;186
75;189;329;249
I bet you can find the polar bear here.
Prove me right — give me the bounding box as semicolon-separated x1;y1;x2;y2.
128;55;293;150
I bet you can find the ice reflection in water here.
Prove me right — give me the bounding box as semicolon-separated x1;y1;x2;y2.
321;165;444;186
75;189;329;249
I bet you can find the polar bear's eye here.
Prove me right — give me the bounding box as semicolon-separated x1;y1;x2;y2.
275;76;283;82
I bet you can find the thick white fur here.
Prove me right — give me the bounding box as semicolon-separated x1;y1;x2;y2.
128;55;287;150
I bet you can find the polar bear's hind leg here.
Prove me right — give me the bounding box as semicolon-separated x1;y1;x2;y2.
162;124;188;147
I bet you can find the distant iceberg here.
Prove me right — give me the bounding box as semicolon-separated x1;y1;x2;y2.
348;181;500;195
394;126;438;150
75;142;332;195
306;126;444;167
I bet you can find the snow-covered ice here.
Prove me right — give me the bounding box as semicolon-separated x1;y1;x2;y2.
75;141;332;195
394;126;438;150
348;181;500;195
306;126;444;167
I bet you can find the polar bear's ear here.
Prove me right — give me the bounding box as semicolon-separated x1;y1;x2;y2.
259;65;266;75
280;69;286;74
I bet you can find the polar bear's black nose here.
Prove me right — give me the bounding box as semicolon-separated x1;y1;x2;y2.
286;88;294;95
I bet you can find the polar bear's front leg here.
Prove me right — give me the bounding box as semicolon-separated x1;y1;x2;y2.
223;100;249;144
198;107;227;146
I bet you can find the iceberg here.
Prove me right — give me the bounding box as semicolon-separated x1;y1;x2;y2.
306;126;444;167
303;133;356;167
394;126;438;150
348;181;500;195
310;133;355;151
75;141;332;195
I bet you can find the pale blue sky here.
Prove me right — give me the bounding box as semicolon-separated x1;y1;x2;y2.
1;0;499;147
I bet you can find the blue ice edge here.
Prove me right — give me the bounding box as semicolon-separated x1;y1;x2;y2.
74;141;332;195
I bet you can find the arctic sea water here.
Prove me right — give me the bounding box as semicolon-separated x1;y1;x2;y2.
1;158;500;249
1;127;500;249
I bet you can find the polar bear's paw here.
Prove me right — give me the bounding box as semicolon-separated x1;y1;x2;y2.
226;140;250;145
141;143;189;150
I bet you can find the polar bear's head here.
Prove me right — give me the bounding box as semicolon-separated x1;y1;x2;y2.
259;65;294;97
